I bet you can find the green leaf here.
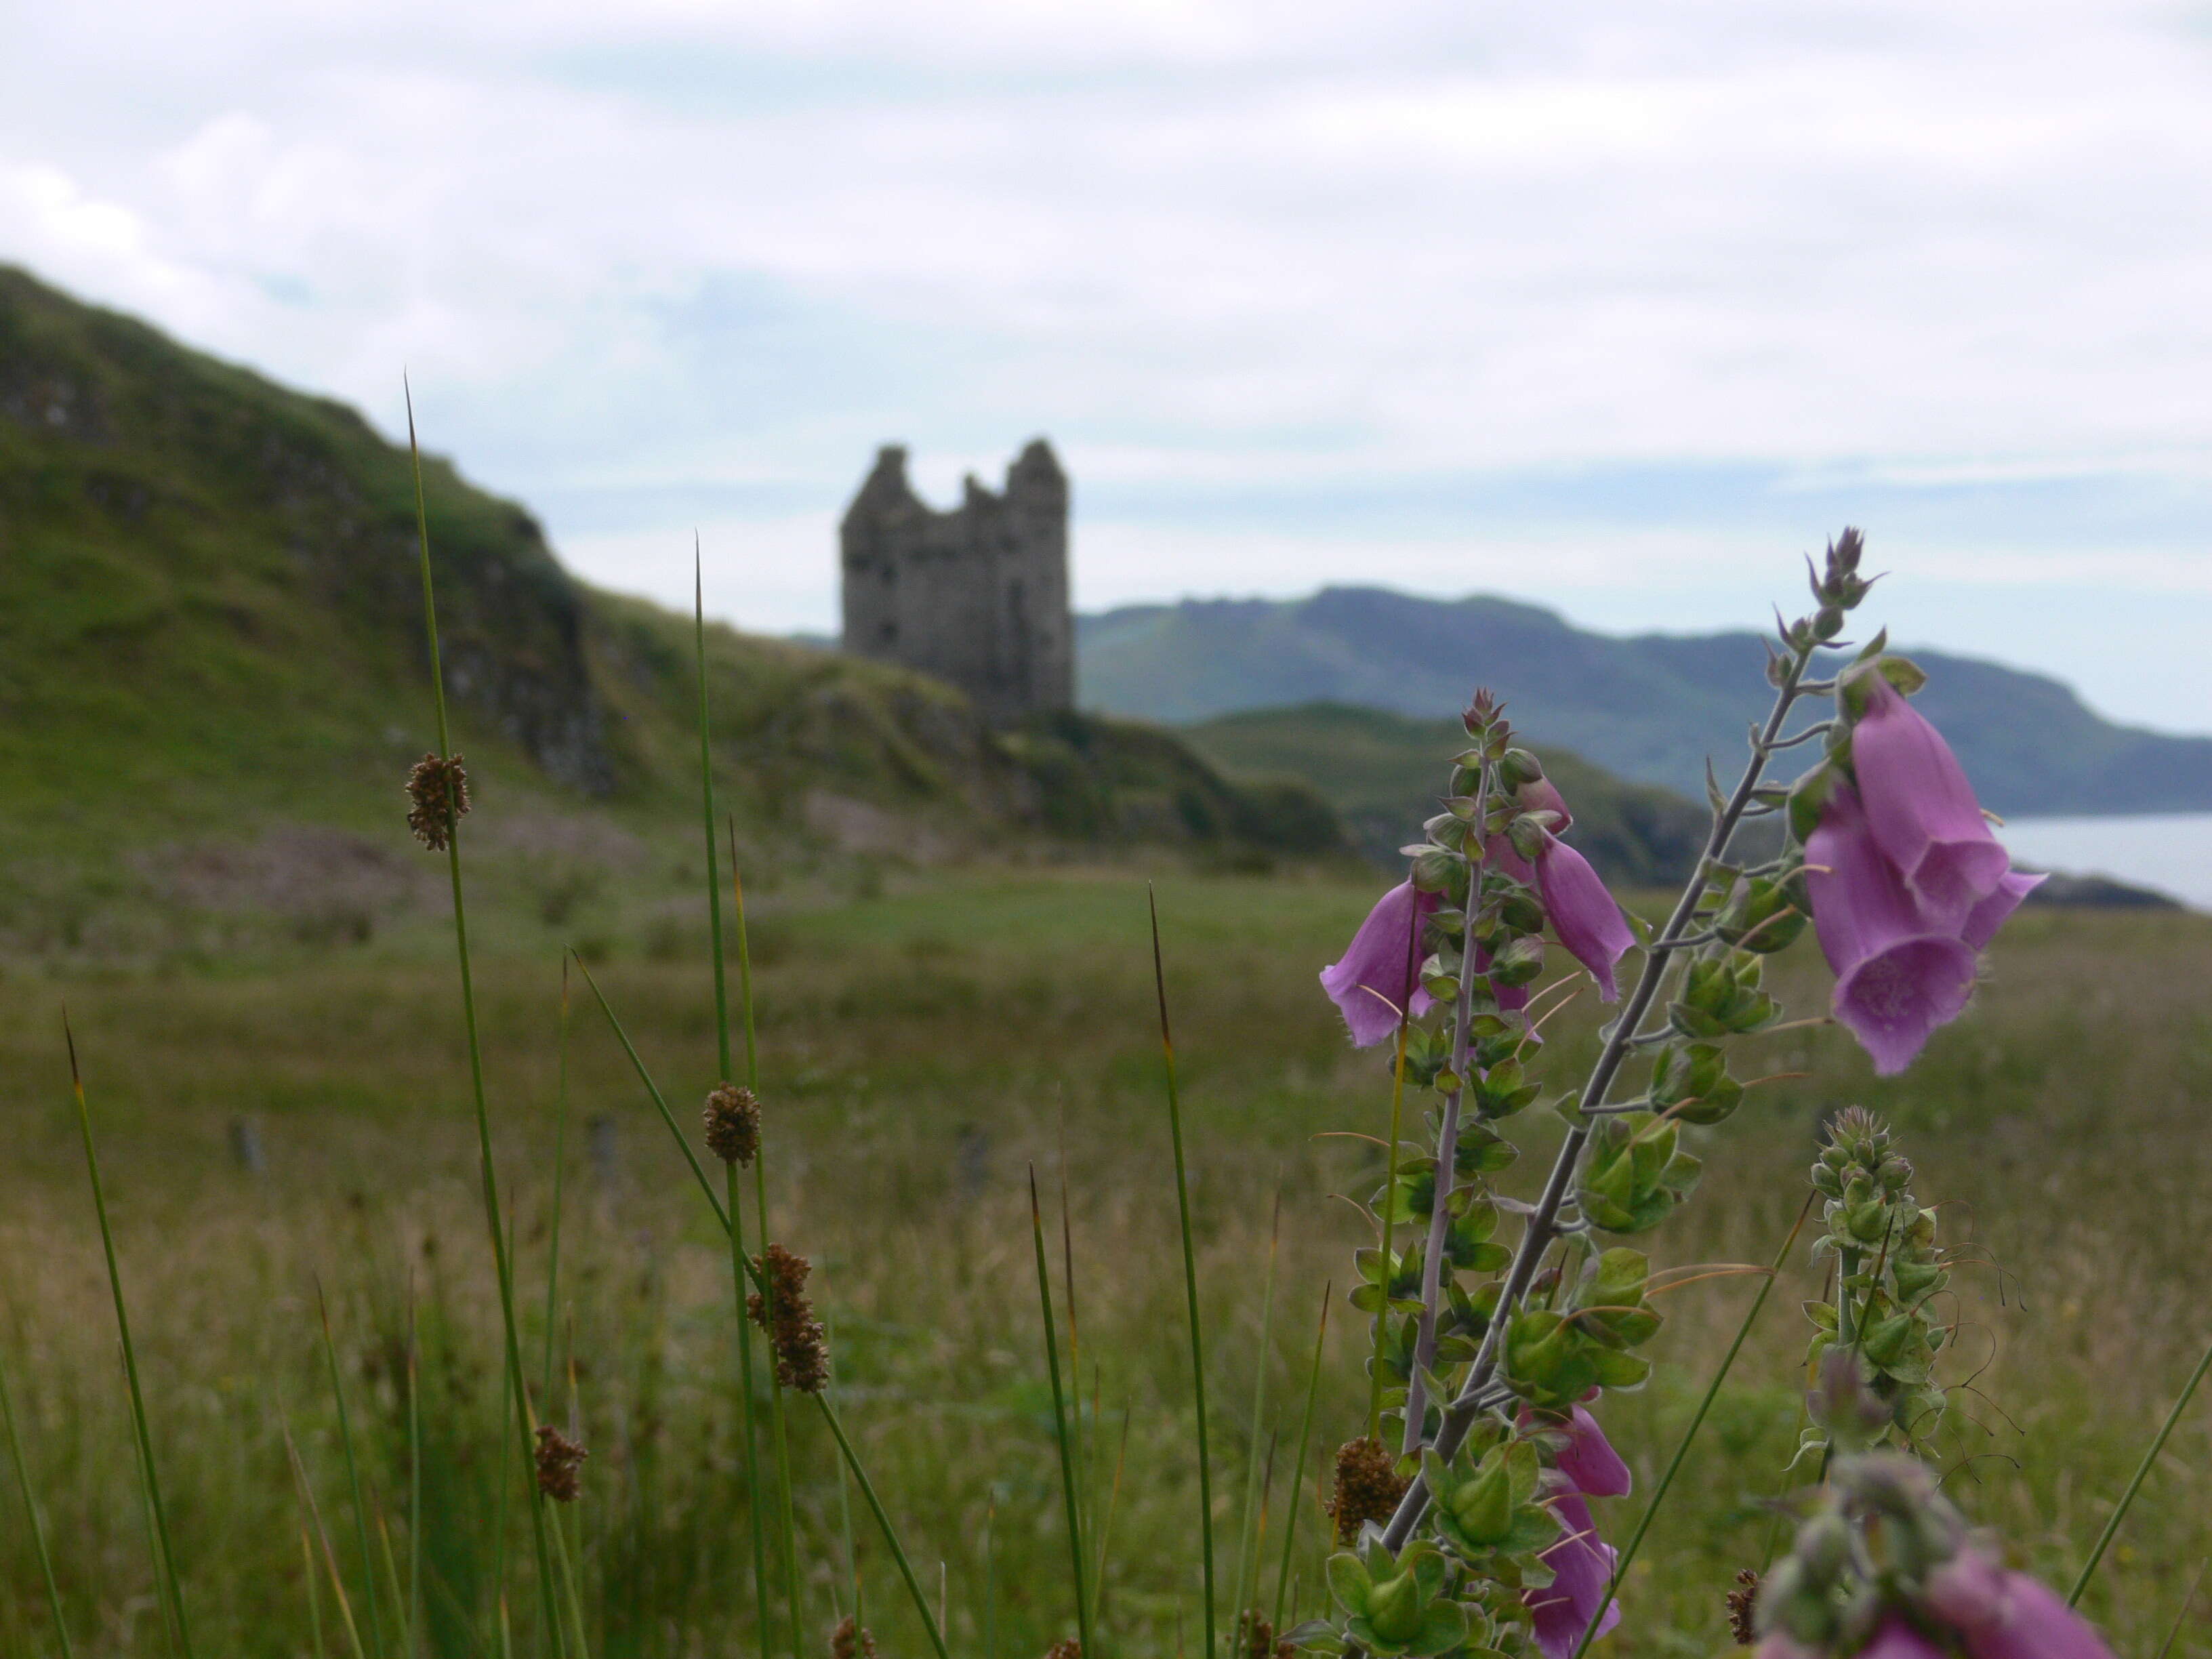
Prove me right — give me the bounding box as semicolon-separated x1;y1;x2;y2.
1326;1551;1371;1616
1409;1604;1469;1657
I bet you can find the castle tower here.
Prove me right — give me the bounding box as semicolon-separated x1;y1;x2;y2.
838;438;1073;725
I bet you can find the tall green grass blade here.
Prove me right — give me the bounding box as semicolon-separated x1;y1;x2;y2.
809;1395;952;1659
1029;1166;1094;1659
62;1017;194;1659
713;805;800;1659
1059;1162;1087;1556
695;548;735;1085
544;965;573;1403
318;1285;390;1659
697;565;775;1659
2068;1326;2212;1607
407;1284;423;1659
983;1497;998;1659
1271;1282;1330;1634
304;1524;329;1659
1570;1193;1817;1659
1147;886;1217;1659
2154;1557;2207;1659
376;1509;407;1658
1231;1189;1281;1620
831;1334;863;1625
725;1159;775;1657
575;958;950;1659
1093;1408;1132;1623
286;1414;370;1659
0;1340;73;1658
405;384;562;1655
125;1426;176;1659
730;824;761;1088
547;1501;593;1659
768;1370;802;1659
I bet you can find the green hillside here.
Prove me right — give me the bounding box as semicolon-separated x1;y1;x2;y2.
1078;588;2212;815
1181;701;1708;880
0;266;1342;951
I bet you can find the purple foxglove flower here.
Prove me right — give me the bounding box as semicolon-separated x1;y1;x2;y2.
1851;673;2012;929
1526;1493;1622;1659
1923;1547;2009;1630
1923;1556;2116;1659
1807;780;1979;1076
1320;881;1441;1047
1516;776;1574;832
1855;1614;1948;1659
1962;869;2046;952
1533;832;1633;1002
1556;1405;1632;1498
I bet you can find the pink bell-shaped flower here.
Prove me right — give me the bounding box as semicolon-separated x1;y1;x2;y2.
1806;779;1979;1076
1320;881;1441;1047
1849;673;2012;930
1525;1493;1622;1659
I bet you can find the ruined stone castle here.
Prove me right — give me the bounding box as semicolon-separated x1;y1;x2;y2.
838;439;1073;725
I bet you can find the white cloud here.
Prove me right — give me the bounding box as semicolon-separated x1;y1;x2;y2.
5;1;2212;726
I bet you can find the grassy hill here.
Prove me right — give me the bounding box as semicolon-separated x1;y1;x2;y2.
1078;588;2212;815
1181;701;1709;881
0;266;1343;954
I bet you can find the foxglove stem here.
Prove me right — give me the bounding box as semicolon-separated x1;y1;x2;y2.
1380;626;1824;1549
1399;756;1496;1456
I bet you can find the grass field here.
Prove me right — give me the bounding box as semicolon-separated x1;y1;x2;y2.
1;867;2208;1659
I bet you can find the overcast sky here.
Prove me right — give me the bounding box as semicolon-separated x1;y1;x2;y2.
6;2;2211;733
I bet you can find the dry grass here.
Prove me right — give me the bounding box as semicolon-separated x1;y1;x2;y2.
0;872;2207;1658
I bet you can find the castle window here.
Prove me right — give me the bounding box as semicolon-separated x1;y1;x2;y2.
879;621;899;644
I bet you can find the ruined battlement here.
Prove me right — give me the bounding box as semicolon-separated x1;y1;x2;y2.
838;438;1073;725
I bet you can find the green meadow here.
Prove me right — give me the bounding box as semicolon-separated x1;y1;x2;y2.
2;866;2207;1659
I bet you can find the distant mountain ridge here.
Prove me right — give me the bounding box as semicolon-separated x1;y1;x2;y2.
1078;588;2212;817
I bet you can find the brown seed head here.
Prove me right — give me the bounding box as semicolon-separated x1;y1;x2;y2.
1044;1643;1082;1659
1328;1435;1408;1545
747;1242;830;1393
830;1615;878;1659
703;1082;762;1166
1235;1609;1295;1659
1725;1569;1759;1645
534;1423;587;1502
405;753;471;851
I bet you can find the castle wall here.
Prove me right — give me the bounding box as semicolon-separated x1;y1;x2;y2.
839;439;1073;724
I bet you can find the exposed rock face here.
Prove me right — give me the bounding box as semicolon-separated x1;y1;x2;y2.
839;440;1073;726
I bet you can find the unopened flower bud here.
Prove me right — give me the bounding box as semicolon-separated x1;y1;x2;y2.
1366;1567;1426;1644
1498;747;1545;790
1448;1457;1515;1545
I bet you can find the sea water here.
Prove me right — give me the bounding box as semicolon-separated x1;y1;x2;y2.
1996;813;2212;912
